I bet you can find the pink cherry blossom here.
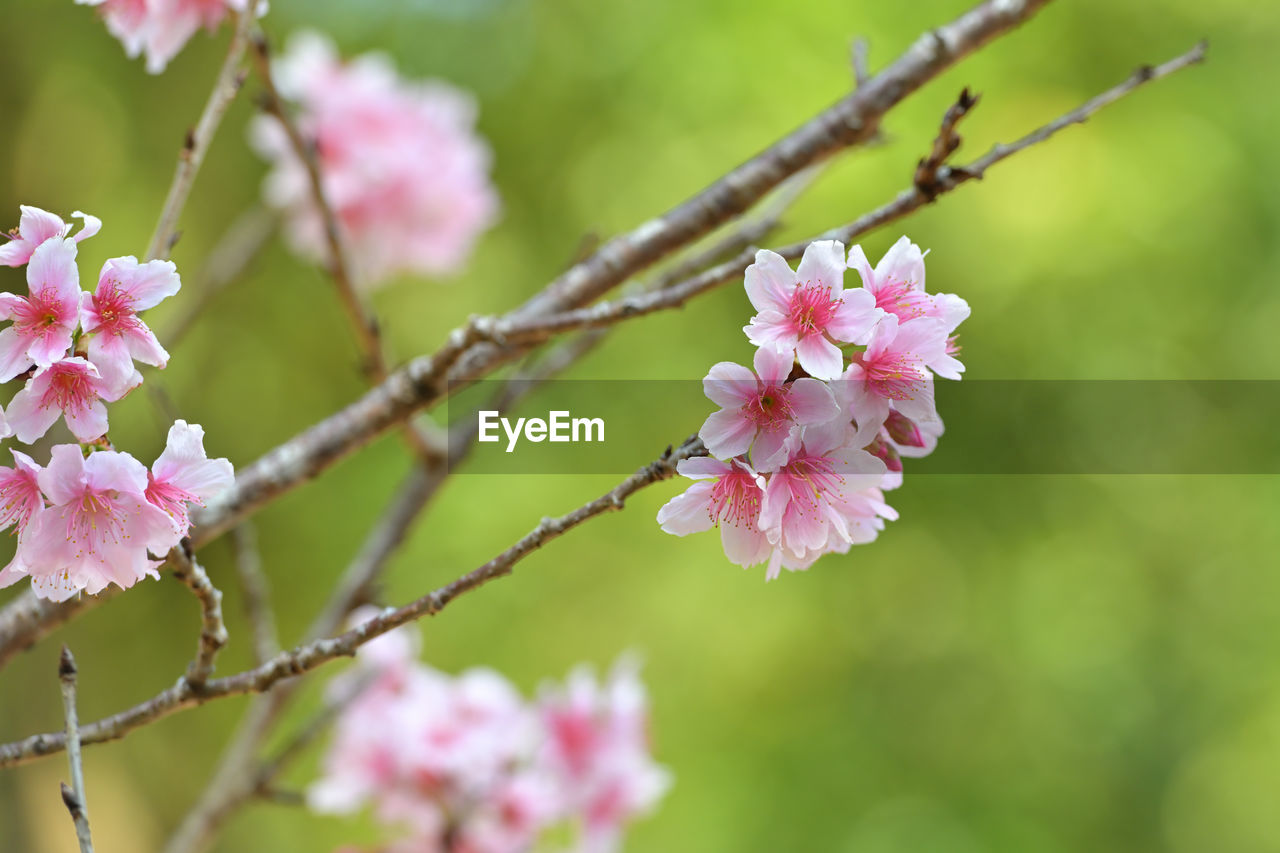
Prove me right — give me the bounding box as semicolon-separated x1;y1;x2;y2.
0;206;100;267
5;357;126;444
847;235;970;379
80;255;181;393
838;313;947;435
656;457;772;569
145;419;235;538
252;31;499;290
743;240;881;380
13;445;179;601
0;451;46;590
758;420;888;580
699;344;838;471
77;0;261;74
0;238;83;382
537;659;670;853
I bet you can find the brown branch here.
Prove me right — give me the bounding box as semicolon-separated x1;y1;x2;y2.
914;87;980;198
0;36;1204;676
480;40;1208;346
171;546;228;689
0;438;704;769
145;9;254;261
59;647;94;853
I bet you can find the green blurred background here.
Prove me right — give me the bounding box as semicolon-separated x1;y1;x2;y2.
2;0;1278;850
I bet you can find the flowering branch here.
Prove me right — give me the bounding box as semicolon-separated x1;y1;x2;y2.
58;647;94;853
145;8;255;261
0;35;1205;674
0;437;704;768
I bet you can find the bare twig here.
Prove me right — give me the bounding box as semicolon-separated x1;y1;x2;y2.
146;9;254;261
59;647;94;853
0;438;705;768
232;523;278;665
479;41;1208;346
914;87;981;198
171;545;228;689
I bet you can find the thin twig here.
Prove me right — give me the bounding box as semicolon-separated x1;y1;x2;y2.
171;545;228;689
232;522;278;665
59;647;94;853
0;438;705;768
914;87;981;198
146;9;254;261
851;37;871;89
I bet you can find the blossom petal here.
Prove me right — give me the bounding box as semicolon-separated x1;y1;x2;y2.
743;250;797;315
26;238;79;304
751;343;793;386
875;235;926;291
0;327;34;383
37;445;88;505
787;377;839;424
655;482;715;536
153;420;235;501
64;399;110;443
702;361;756;409
794;335;843;381
698;408;755;460
827;288;881;345
794;240;846;295
675;456;732;480
70;211;102;243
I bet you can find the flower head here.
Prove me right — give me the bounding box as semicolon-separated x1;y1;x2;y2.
5;357;127;444
838;314;946;435
699;344;838;471
146;420;235;538
80;255;181;393
0;206;100;268
0;238;83;382
656;457;772;569
252;31;499;289
77;0;261;74
743;240;881;380
12;445;178;601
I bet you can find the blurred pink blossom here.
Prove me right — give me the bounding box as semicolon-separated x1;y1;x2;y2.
252;31;499;290
77;0;262;74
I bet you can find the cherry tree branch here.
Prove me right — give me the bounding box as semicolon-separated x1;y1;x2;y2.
171;546;228;690
145;8;254;261
58;647;94;853
0;438;704;768
0;35;1204;675
484;40;1207;346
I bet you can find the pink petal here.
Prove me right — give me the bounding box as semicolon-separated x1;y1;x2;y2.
720;520;771;568
676;457;732;480
26;328;75;370
6;382;62;444
702;361;756;409
875;235;926;291
744;311;798;351
0;242;31;267
18;206;66;246
655;482;715;536
70;211;102;243
794;240;845;295
750;424;795;473
64;398;110;443
827;288;881;344
845;243;876;289
787;377;838;425
794;335;843;381
743;250;797;315
86;335;137;394
891;382;938;425
153;421;234;501
26;238;79;304
99;256;181;310
698;408;756;460
37;445;88;505
0;327;34;383
751;344;794;386
84;449;150;497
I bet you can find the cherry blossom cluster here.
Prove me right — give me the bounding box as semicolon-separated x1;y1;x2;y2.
75;0;264;74
312;614;670;853
0;205;233;602
657;236;968;580
251;31;500;290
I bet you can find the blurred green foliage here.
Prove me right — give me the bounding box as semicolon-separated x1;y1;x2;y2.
2;0;1278;851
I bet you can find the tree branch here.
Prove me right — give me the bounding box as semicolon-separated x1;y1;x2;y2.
171;546;228;690
59;647;94;853
0;438;704;768
145;8;254;261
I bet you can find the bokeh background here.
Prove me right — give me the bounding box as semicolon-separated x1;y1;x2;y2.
2;0;1279;851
